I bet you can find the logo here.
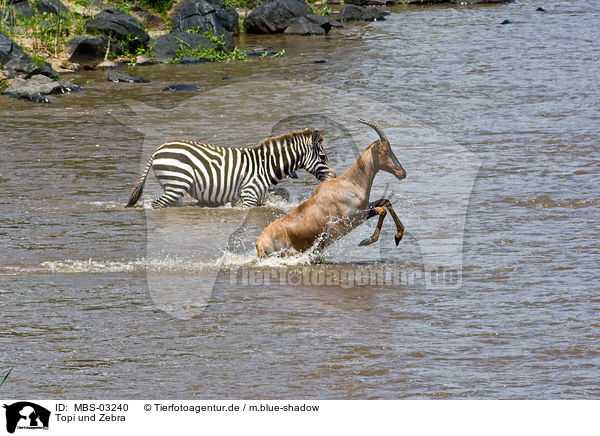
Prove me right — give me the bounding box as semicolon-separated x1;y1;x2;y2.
3;402;50;434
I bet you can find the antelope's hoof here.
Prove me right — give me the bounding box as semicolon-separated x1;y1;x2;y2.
359;238;374;247
395;232;403;246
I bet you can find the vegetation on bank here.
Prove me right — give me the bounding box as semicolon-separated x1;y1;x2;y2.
0;0;296;71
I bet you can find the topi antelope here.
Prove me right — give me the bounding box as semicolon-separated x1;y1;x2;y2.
256;119;406;257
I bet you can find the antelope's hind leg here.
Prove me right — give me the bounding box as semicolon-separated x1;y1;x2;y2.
358;206;387;246
372;199;404;245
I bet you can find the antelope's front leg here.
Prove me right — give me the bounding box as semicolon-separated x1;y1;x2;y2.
372;199;404;246
358;206;387;246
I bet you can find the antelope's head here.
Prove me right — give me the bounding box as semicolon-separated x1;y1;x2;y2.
359;118;406;181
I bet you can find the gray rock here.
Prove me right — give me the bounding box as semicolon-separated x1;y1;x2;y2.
58;79;82;92
304;13;342;31
36;0;67;15
344;0;390;5
65;36;107;66
284;16;325;35
151;32;216;63
4;74;80;102
338;5;388;22
97;59;118;69
163;84;204;92
36;61;60;80
178;54;207;64
0;31;37;78
244;46;279;57
85;8;150;44
135;54;155;65
107;71;150;83
7;0;34;18
245;0;311;34
170;0;238;51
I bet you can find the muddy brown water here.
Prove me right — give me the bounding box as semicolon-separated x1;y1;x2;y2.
1;1;599;398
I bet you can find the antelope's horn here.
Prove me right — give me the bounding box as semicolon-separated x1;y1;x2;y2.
358;118;388;143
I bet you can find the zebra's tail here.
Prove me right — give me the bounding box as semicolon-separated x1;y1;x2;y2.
126;156;154;208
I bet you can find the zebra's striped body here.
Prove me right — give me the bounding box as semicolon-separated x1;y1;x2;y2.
126;129;335;208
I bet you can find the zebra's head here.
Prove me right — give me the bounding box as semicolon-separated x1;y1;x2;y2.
301;130;336;181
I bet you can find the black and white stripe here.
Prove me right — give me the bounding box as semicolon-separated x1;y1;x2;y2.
126;129;335;208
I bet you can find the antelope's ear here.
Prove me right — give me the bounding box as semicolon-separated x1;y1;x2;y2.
311;129;322;145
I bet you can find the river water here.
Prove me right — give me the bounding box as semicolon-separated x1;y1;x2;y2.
1;0;598;399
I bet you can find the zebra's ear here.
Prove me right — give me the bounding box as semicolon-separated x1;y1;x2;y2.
311;129;322;146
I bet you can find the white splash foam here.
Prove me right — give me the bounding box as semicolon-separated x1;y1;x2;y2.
0;248;323;276
88;201;125;210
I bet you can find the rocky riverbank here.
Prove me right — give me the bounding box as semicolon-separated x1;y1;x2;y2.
0;0;513;103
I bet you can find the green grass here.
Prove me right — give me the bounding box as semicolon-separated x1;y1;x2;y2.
4;10;88;58
223;0;261;9
0;368;12;389
306;0;332;16
170;29;247;63
172;39;247;64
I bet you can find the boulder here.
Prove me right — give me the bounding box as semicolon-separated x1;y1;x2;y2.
163;84;204;92
245;0;311;34
85;8;150;44
36;0;67;15
130;6;165;29
97;59;119;69
338;5;388;22
4;74;80;102
244;46;279;57
0;31;37;78
7;0;34;18
170;0;238;51
135;54;155;65
36;60;60;79
65;36;107;66
304;13;342;31
284;16;325;35
107;71;150;83
151;32;216;63
178;54;208;64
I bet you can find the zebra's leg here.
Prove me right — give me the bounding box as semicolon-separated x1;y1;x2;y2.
151;186;187;209
239;186;260;207
371;199;404;245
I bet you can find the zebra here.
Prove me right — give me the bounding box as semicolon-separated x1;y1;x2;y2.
125;129;336;208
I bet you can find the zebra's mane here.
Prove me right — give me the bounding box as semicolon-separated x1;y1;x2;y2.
250;129;315;150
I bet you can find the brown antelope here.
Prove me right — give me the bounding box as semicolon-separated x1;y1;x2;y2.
256;119;406;257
